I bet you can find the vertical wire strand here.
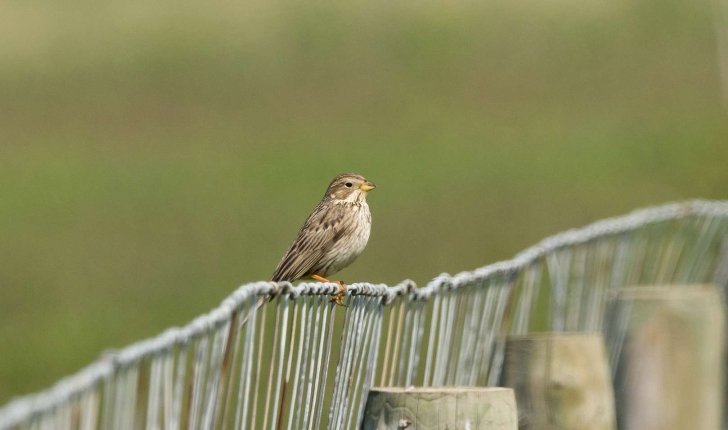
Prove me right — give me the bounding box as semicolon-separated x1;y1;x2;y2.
171;343;188;430
338;297;369;428
287;296;306;430
386;299;406;386
326;298;350;425
378;301;397;387
395;298;414;386
432;292;451;386
602;234;631;368
236;297;258;430
221;309;245;429
443;289;459;385
528;263;544;332
689;216;723;281
261;299;284;430
713;230;728;292
405;299;423;386
109;372;128;430
249;299;268;430
411;298;427;386
512;271;529;336
80;388;99;430
566;247;586;332
188;334;211;430
312;302;336;430
609;231;643;376
487;279;515;386
451;287;467;385
101;373;114;430
422;293;441;387
355;300;384;428
145;356;162;430
450;287;470;386
547;249;572;332
341;296;371;428
576;242;593;331
293;296;314;430
57;401;71;430
472;283;496;386
331;298;365;430
269;299;290;430
161;349;174;430
628;232;649;286
458;285;483;384
588;240;612;332
455;286;478;385
307;297;329;430
640;221;669;285
656;222;684;284
111;368;126;430
282;297;300;430
345;298;377;430
609;298;633;380
301;296;323;430
201;320;232;430
123;364;139;430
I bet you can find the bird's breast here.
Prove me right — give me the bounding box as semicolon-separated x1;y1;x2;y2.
315;203;371;277
338;203;371;256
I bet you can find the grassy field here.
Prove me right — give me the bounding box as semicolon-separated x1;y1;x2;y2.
0;0;727;404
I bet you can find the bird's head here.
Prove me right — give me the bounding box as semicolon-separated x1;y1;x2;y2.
325;173;376;203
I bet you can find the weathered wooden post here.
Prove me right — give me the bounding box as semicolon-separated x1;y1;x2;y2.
360;387;518;429
607;285;726;430
502;333;615;430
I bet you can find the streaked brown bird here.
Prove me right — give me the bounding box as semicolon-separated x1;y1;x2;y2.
271;173;376;306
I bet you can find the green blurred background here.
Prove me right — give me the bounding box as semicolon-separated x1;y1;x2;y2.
1;0;727;404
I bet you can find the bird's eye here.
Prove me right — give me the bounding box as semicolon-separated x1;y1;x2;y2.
345;182;353;188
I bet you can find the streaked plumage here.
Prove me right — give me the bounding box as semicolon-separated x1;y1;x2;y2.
271;173;376;305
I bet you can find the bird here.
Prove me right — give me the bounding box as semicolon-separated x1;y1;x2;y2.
271;173;376;306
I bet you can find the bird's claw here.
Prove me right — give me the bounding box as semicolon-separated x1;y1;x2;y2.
330;281;347;307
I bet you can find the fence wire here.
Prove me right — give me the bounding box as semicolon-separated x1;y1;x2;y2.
1;200;727;430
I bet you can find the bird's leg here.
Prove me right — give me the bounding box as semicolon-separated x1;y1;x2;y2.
310;274;331;283
311;274;347;307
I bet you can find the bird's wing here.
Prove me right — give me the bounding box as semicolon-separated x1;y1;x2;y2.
271;203;345;282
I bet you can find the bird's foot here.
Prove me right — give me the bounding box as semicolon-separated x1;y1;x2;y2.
330;281;347;307
311;274;347;307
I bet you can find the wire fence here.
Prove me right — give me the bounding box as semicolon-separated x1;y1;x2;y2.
1;200;727;430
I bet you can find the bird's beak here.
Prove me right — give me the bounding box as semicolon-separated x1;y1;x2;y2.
359;182;376;192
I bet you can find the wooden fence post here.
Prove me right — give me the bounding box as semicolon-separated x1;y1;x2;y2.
502;333;615;430
607;285;726;430
360;387;518;430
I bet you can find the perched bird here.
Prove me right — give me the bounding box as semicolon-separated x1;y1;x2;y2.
271;173;376;306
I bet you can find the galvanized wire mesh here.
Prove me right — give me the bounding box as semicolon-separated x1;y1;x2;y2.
1;200;727;430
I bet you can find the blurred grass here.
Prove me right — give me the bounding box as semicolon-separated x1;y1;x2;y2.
0;0;727;404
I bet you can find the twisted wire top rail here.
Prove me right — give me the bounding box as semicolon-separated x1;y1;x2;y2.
1;199;727;428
